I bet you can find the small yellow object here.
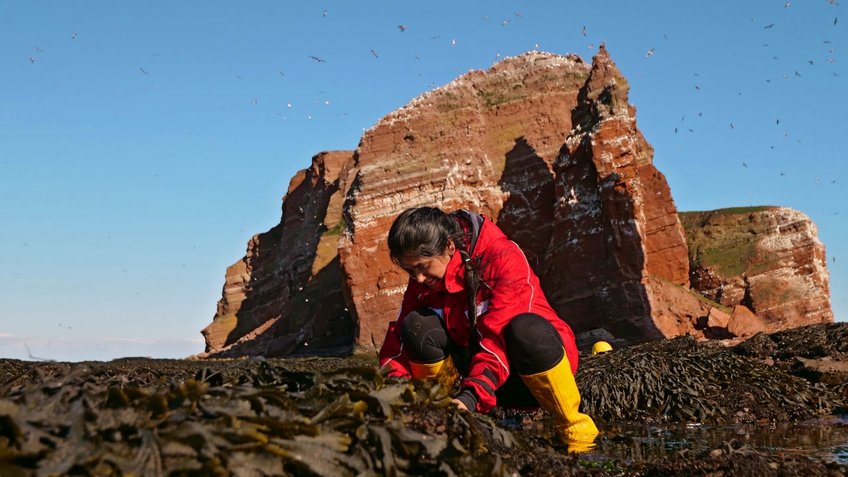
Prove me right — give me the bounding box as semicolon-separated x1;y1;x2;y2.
591;341;613;355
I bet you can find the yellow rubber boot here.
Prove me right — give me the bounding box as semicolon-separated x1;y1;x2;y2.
409;358;446;378
410;356;459;393
520;351;599;452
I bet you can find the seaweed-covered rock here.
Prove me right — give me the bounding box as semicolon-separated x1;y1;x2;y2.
578;336;845;424
734;322;848;400
2;325;846;477
0;357;520;476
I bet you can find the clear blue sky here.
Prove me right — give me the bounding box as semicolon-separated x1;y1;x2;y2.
1;1;844;361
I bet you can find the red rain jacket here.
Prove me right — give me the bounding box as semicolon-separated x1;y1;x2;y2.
378;211;579;413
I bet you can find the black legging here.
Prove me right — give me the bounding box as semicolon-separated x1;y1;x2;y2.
399;308;565;406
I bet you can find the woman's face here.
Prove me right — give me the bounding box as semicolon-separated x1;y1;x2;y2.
394;242;455;290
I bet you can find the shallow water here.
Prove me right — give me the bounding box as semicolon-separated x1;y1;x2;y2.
592;415;848;464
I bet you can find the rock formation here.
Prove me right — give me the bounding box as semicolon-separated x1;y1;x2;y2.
539;45;692;348
680;206;833;330
201;48;833;358
338;51;594;349
202;151;357;357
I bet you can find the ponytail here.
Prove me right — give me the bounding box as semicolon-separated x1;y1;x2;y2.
447;212;482;330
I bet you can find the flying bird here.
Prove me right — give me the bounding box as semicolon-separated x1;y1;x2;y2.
784;1;791;7
834;17;838;26
742;162;748;167
28;57;36;63
730;123;736;129
71;32;77;40
322;9;327;17
370;49;379;58
645;48;655;58
139;66;149;75
581;26;587;36
764;23;775;29
398;25;407;32
308;55;327;63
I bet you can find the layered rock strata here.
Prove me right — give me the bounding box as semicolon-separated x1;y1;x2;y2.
540;46;692;346
680;206;833;329
339;51;595;348
202;49;833;358
202;151;357;357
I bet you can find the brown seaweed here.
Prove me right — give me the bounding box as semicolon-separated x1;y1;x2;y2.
1;325;847;476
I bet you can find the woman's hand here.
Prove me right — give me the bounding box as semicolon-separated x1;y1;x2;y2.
450;398;468;411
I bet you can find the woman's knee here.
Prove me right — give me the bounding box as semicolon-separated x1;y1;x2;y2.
400;308;448;363
504;313;564;375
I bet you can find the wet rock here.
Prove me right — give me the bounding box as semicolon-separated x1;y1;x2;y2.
734;322;848;400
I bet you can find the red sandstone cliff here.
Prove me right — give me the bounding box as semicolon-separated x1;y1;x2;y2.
540;45;692;348
681;206;833;329
338;51;593;349
201;48;833;358
202;151;357;357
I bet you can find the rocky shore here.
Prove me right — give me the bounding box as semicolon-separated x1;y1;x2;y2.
1;323;846;476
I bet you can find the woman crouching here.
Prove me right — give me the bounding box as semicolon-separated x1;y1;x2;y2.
378;206;598;450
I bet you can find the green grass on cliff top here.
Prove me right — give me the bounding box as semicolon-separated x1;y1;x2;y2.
678;206;778;278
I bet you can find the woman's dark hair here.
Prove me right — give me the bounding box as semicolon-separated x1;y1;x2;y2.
388;206;483;330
